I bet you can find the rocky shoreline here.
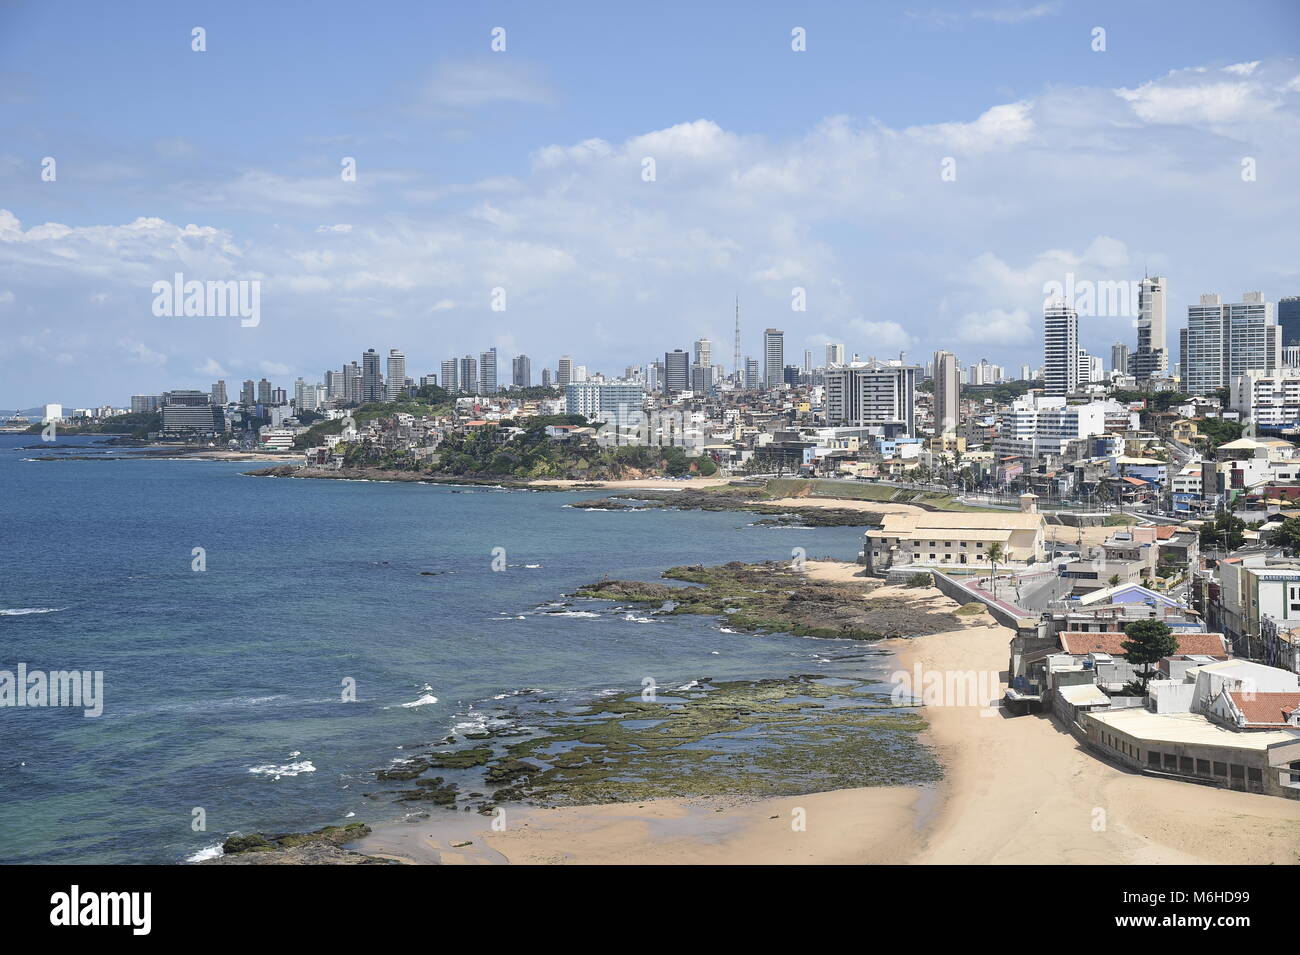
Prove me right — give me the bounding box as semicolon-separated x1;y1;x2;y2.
577;561;961;640
204;823;395;865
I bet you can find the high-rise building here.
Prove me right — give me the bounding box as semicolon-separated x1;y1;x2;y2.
1181;292;1280;396
691;363;715;394
240;380;255;407
459;355;478;395
745;357;759;389
825;361;918;435
826;343;846;367
257;378;273;405
1279;296;1300;347
132;394;163;413
1129;275;1168;381
362;349;384;402
1110;342;1130;376
803;349;812;373
512;354;531;388
1043;302;1080;397
557;356;574;387
210;380;227;405
694;338;712;368
664;349;690;393
763;328;784;388
932;350;959;434
565;381;646;425
386;349;407;400
479;347;498;393
441;359;459;393
541;367;553;388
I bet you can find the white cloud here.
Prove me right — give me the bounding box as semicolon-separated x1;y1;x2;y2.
419;59;555;110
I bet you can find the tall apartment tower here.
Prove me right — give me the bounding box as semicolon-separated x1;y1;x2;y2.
763;328;784;388
745;357;759;389
479;347;498;393
1181;292;1279;396
664;349;690;393
362;348;384;402
1129;275;1168;381
459;355;478;395
557;356;574;387
441;359;459;393
210;380;227;405
240;380;255;407
826;343;846;367
386;349;407;400
1043;302;1080;397
932;350;959;434
1110;342;1130;376
512;354;531;388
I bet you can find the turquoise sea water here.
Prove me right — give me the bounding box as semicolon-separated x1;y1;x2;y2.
0;434;891;863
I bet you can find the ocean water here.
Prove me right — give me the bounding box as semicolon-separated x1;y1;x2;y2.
0;433;886;864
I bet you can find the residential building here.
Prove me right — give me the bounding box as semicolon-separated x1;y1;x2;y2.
824;360;918;436
1043;302;1079;396
764;328;784;388
1181;292;1280;396
557;355;574;387
932;350;959;434
565;381;646;425
479;347;497;394
512;354;531;388
362;349;384;402
863;507;1047;575
459;355;478;395
1129;275;1168;381
386;349;407;400
441;359;459;393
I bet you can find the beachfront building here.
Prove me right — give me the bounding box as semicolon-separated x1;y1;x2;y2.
862;506;1047;576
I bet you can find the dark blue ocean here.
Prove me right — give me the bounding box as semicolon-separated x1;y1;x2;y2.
0;433;885;864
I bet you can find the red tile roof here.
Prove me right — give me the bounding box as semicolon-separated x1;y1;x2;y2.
1226;691;1300;728
1059;631;1228;657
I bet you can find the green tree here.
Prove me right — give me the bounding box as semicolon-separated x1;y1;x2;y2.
1120;620;1178;691
986;542;1004;601
1274;516;1300;554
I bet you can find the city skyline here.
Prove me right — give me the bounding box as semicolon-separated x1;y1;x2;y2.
3;1;1300;406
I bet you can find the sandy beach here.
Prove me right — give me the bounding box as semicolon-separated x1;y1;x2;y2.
355;558;1300;865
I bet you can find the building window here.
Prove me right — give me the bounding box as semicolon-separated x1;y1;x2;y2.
1196;759;1211;775
1147;751;1160;767
1180;756;1194;774
1163;753;1177;770
1213;761;1227;776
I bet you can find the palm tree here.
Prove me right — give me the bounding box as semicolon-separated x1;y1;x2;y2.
987;542;1004;601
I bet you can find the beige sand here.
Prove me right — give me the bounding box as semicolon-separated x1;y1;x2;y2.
359;559;1300;865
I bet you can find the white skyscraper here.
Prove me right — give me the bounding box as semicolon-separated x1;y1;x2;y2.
386;349;406;400
826;343;846;367
763;328;784;388
1043;302;1080;397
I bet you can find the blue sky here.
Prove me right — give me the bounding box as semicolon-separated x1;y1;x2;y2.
2;0;1299;406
